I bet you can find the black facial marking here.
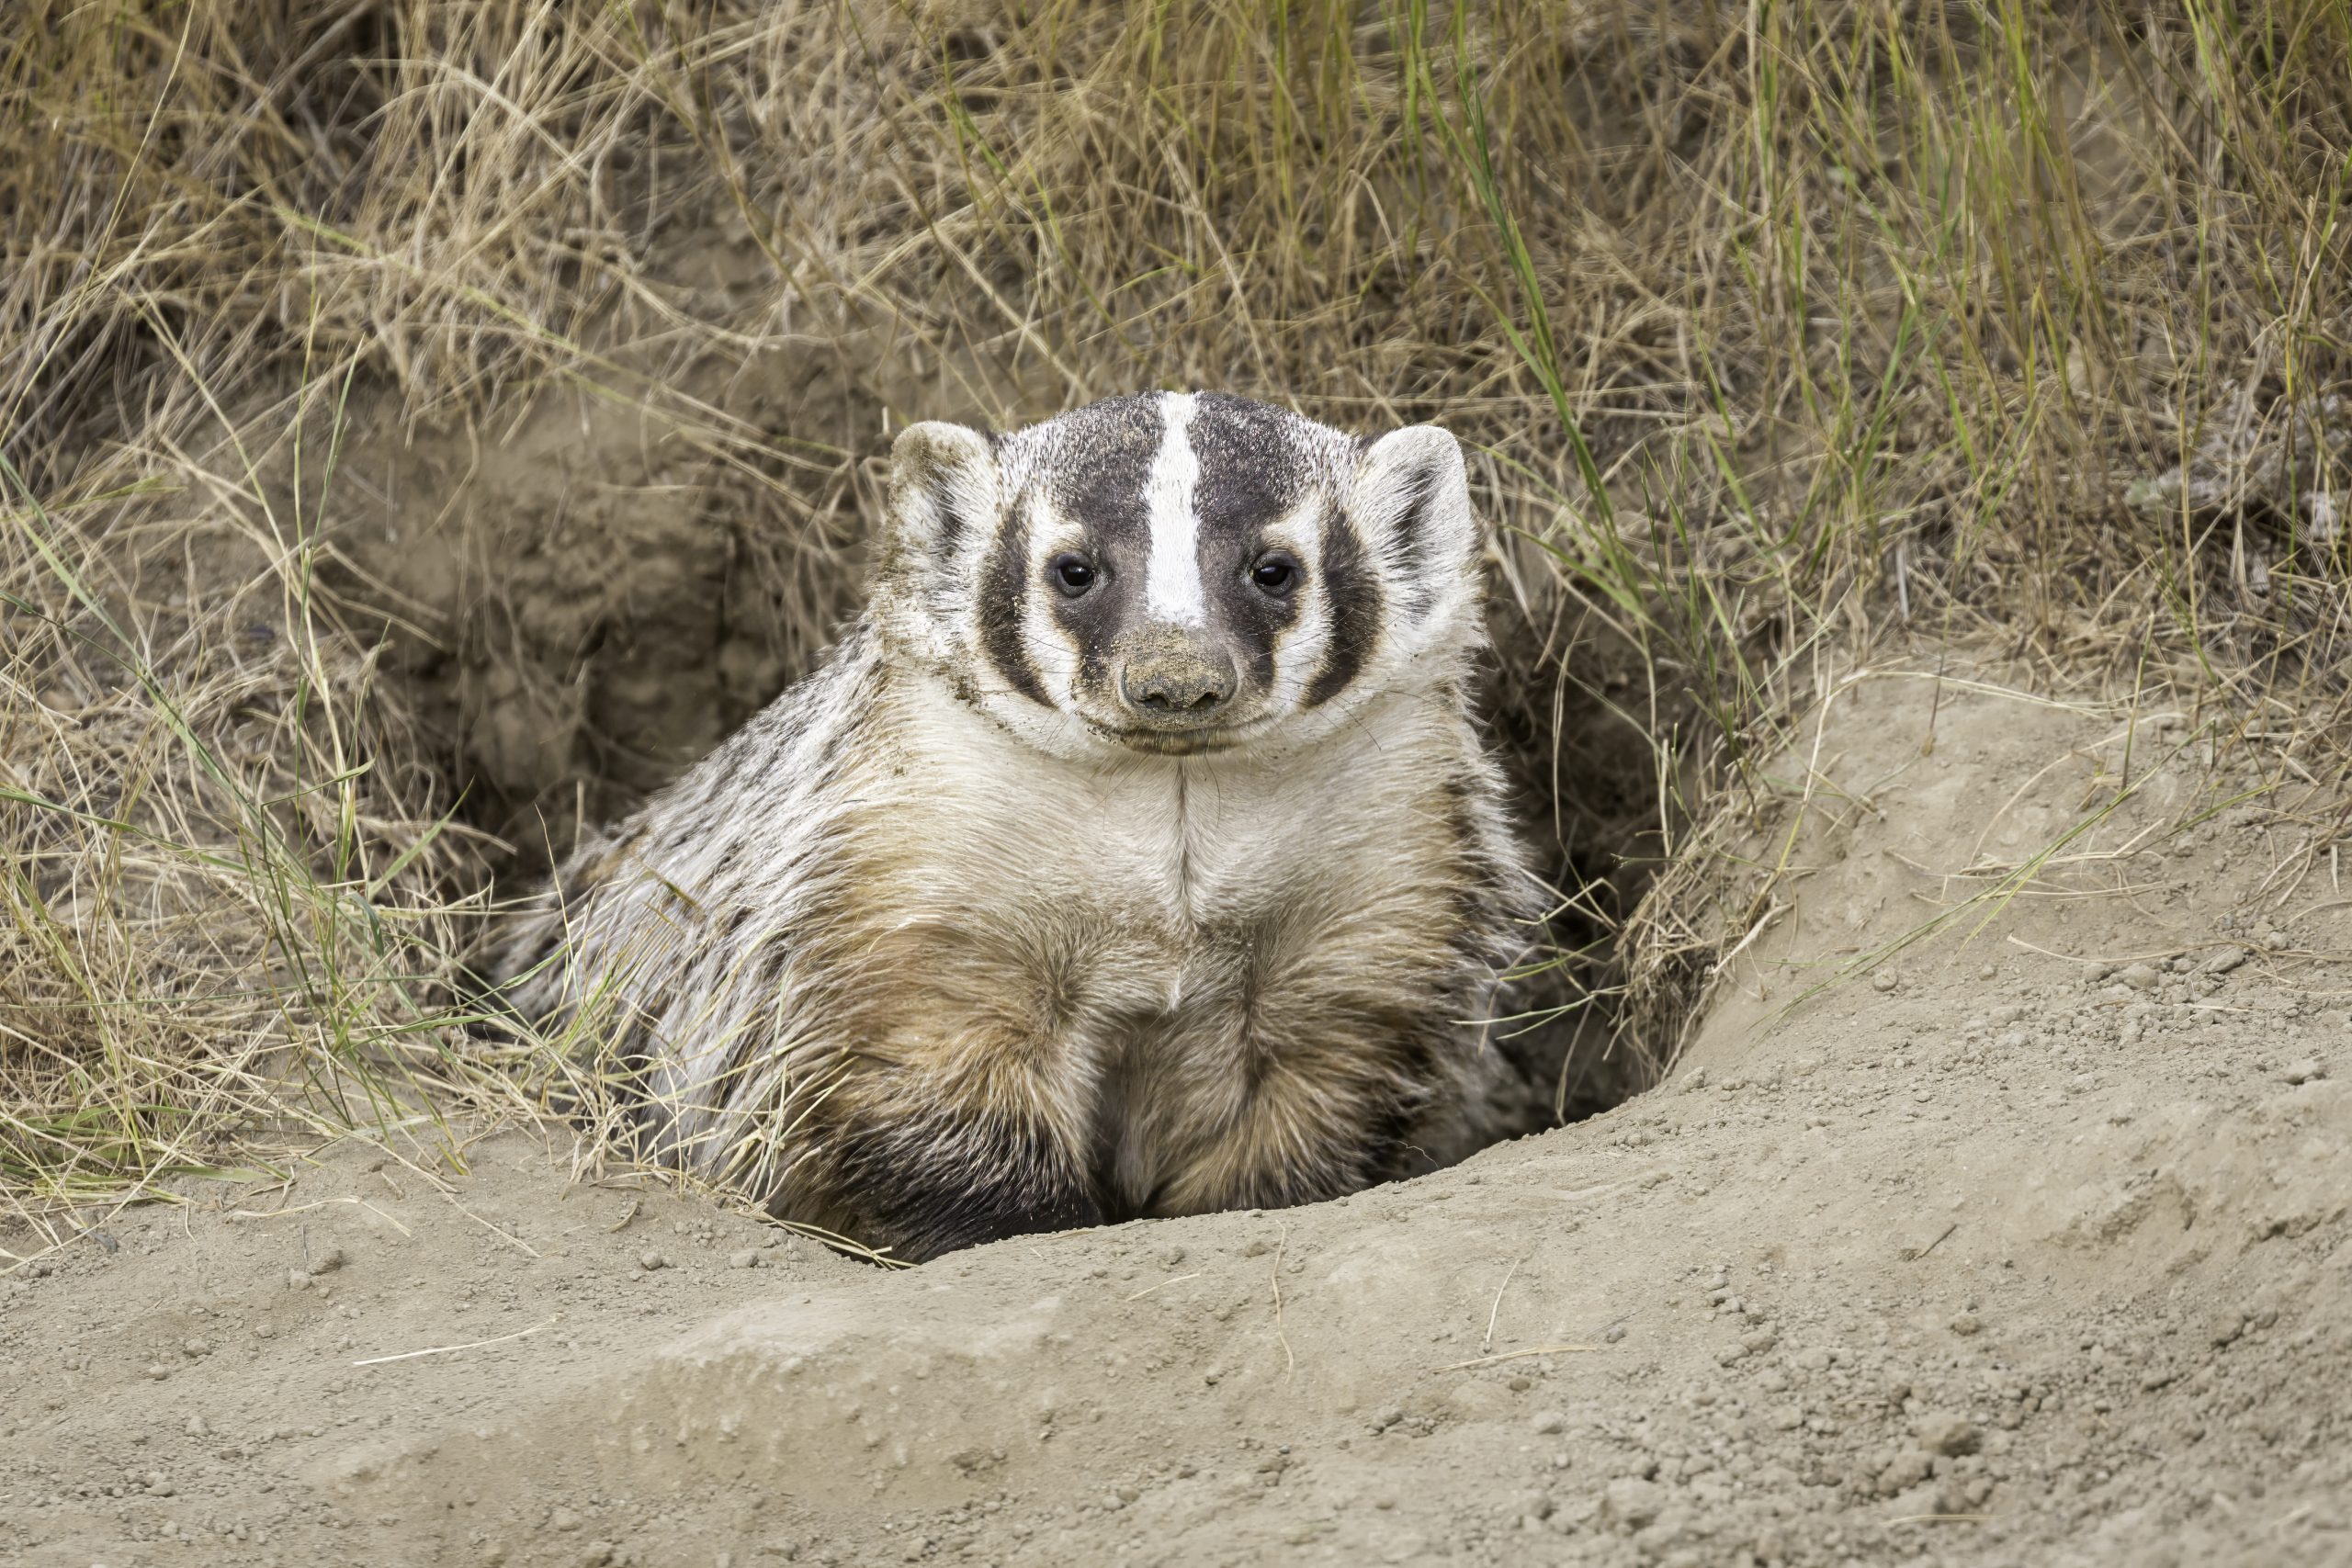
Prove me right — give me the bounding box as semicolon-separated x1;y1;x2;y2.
1188;394;1315;694
1029;395;1162;683
1046;524;1130;686
1305;503;1381;706
1189;392;1309;541
1225;587;1283;695
978;503;1050;705
1048;392;1161;530
1054;574;1125;693
1207;537;1297;696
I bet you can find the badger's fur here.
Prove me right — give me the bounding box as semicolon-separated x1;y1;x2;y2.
498;391;1539;1261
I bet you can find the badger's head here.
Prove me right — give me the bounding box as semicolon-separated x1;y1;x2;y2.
876;391;1487;759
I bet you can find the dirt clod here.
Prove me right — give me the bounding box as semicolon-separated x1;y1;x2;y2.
1917;1415;1983;1456
1877;1450;1934;1495
1601;1478;1665;1529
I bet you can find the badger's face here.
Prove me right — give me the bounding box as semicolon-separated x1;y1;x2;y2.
878;391;1485;759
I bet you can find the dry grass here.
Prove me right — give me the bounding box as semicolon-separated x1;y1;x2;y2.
6;0;2351;1218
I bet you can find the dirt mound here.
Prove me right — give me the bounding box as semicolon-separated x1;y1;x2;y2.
6;663;2346;1567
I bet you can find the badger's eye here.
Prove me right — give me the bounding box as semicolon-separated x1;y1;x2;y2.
1051;554;1098;596
1250;553;1299;596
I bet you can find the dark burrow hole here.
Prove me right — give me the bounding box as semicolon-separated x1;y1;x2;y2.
327;386;1677;1230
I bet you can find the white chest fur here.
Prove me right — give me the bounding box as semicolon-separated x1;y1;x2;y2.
870;671;1453;939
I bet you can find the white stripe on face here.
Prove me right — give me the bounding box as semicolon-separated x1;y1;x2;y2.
1143;391;1204;626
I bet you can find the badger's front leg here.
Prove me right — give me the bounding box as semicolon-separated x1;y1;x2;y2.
1143;976;1467;1218
780;925;1114;1263
811;1084;1103;1263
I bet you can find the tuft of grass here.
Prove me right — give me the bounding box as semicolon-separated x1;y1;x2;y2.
1;414;511;1226
6;1;2352;1223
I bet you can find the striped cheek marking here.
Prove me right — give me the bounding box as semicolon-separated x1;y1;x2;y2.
1142;392;1205;626
978;502;1049;706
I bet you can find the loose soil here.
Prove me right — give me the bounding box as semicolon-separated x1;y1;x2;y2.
6;669;2348;1568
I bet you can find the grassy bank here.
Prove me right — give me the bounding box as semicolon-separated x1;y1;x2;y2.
5;0;2348;1219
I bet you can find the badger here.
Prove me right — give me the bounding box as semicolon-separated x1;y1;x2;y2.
497;391;1540;1261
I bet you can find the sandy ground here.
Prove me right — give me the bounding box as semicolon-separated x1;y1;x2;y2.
6;667;2349;1568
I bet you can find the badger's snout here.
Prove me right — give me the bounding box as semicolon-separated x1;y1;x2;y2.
1116;629;1238;727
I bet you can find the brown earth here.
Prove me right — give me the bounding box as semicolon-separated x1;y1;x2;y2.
6;668;2349;1568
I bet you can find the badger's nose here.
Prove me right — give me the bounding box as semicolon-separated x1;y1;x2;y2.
1120;648;1238;719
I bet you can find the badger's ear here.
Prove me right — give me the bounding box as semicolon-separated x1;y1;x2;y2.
885;421;998;580
1351;425;1481;618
